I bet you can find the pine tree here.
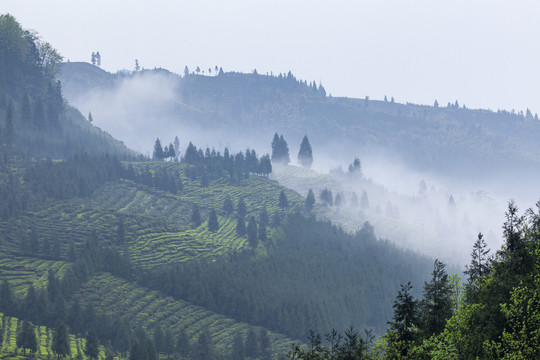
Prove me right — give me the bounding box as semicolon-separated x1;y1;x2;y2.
335;192;343;207
153;326;164;355
236;217;246;237
420;259;453;336
193;329;213;360
223;196;234;216
360;190;369;209
247;216;258;247
320;188;333;207
258;224;267;243
389;282;418;356
52;321;70;358
17;320;37;355
208;208;219;232
237;198;247;219
298;135;313;168
305;189;315;213
85;328;99;359
153;138;164;160
348;157;361;175
175;329;190;357
88;111;93;123
464;232;492;299
191;204;201;228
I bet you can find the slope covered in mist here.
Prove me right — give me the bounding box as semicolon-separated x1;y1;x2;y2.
60;62;540;183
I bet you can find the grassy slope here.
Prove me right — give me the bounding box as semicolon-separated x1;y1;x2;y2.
0;313;118;360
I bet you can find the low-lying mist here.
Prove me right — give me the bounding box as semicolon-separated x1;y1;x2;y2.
64;70;538;267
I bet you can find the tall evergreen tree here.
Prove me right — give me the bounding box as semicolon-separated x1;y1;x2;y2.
223;196;234;216
16;320;37;355
193;329;214;360
247;216;258;247
236;217;246;237
298;135;313;168
191;204;201;228
52;321;70;358
208;208;219;232
464;232;492;295
389;282;418;357
360;190;369;209
305;189;315;213
237;198;247;219
153;138;164;160
175;329;190;357
85;328;99;359
420;259;453;336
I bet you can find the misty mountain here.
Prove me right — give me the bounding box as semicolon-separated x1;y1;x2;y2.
60;62;540;182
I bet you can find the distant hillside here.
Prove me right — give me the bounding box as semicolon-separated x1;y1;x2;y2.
60;62;540;180
0;14;136;160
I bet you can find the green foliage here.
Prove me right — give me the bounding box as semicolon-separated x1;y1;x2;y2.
208;208;219;232
420;259;453;337
271;133;290;164
52;321;70;357
305;189;315;213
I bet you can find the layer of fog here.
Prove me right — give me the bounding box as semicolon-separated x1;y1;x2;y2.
63;70;538;267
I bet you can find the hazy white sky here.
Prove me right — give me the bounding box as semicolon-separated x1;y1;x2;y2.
4;0;540;114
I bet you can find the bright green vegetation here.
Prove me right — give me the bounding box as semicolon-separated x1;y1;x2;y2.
76;273;294;355
0;313;115;359
0;254;68;294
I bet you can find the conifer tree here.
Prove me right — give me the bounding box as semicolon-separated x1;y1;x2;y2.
208;208;219;232
360;190;369;209
52;321;70;358
88;111;93;123
464;232;492;295
258;329;272;360
191;204;201;228
245;327;258;359
305;189;315;213
175;329;190;357
223;196;234;216
420;259;453;336
247;216;258;247
237;198;247;219
17;320;37;355
389;282;418;357
236;217;246;237
153;138;164;160
85;328;99;359
298;135;313;168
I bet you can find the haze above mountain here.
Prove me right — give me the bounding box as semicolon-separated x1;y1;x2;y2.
60;62;540;263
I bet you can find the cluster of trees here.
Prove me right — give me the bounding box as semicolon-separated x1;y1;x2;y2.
271;133;290;164
123;164;184;195
181;141;272;181
90;51;101;66
286;200;540;359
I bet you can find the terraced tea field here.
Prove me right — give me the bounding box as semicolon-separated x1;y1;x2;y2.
76;273;295;356
0;254;68;294
0;313;115;359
